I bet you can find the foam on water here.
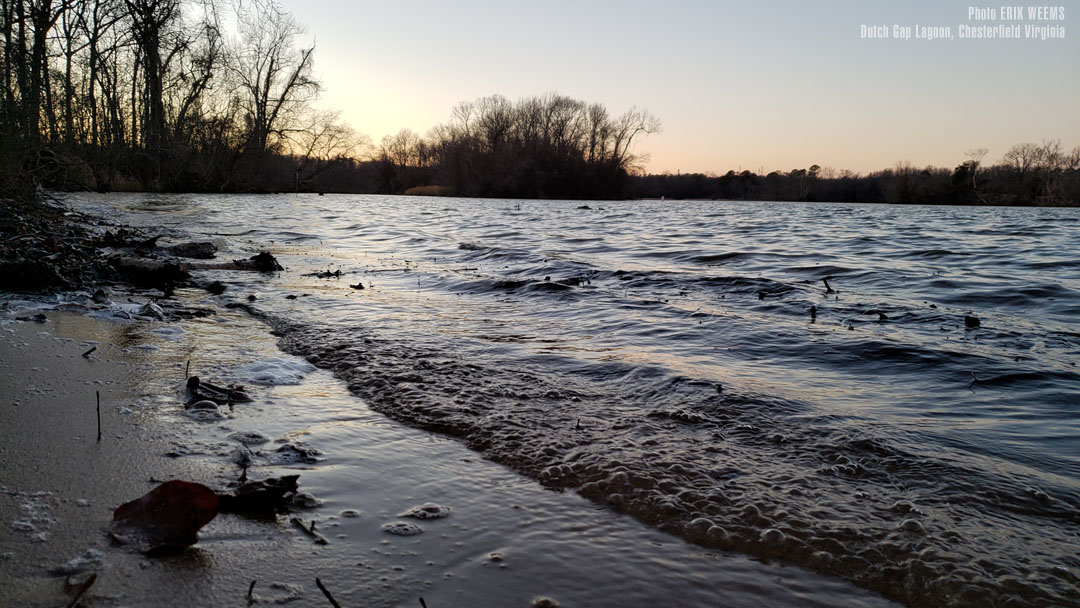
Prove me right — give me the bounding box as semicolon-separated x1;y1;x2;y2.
232;357;316;385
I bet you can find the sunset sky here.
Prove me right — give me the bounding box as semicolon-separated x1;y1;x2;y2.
276;0;1080;175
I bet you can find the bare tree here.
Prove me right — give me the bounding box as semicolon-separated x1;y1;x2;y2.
125;0;181;148
964;147;988;192
230;0;318;157
1002;142;1040;178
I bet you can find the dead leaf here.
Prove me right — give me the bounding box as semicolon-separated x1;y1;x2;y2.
110;480;219;554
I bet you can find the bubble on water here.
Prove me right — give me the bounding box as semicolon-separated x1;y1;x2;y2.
401;503;451;520
233;357;316;386
760;528;786;547
182;407;226;421
53;548;103;575
899;518;926;534
891;500;919;514
228;430;271;445
291;492;321;509
186;399;219;410
382;521;423;536
268;442;321;464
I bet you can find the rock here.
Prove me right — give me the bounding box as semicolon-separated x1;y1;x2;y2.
16;313;48;323
964;315;981;328
206;281;226;295
137;301;166;320
246;252;283;272
218;475;300;515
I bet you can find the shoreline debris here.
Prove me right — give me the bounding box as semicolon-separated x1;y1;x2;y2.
218;475;300;515
291;517;329;545
110;481;220;554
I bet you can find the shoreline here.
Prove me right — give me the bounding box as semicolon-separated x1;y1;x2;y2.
0;302;898;607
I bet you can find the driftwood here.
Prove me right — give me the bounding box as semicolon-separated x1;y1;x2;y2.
193;252;283;272
185;376;253;404
109;256;190;288
291;517;329;545
166;241;218;259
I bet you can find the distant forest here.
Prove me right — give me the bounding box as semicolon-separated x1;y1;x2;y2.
2;0;1078;205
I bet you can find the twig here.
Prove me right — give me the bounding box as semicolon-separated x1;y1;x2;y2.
185;359;190;380
64;572;97;608
247;580;256;605
81;345;97;357
822;277;835;294
419;598;429;608
96;390;102;442
290;517;329;544
315;578;342;608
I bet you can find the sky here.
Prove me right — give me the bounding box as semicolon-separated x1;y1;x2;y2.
275;0;1080;175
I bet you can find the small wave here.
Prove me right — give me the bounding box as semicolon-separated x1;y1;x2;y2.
266;319;1080;607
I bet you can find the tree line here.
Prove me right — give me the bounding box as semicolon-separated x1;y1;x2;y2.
0;0;661;199
1;0;360;194
1;1;1074;205
369;94;661;199
632;141;1080;206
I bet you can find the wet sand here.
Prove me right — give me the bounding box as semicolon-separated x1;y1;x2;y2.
1;304;899;607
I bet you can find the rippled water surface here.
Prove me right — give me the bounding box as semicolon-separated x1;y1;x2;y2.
72;193;1080;606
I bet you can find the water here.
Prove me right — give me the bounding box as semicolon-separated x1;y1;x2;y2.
68;193;1080;605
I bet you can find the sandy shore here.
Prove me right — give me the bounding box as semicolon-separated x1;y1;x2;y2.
0;299;899;608
0;310;285;606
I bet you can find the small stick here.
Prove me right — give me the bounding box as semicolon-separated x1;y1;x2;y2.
96;391;102;442
64;572;97;608
822;277;835;293
291;517;328;544
81;345;97;357
247;580;256;605
185;359;190;380
419;598;429;608
315;578;342;608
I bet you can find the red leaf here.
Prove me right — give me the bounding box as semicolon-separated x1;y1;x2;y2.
111;480;219;553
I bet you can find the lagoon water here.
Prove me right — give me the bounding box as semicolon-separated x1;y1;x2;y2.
67;193;1080;606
